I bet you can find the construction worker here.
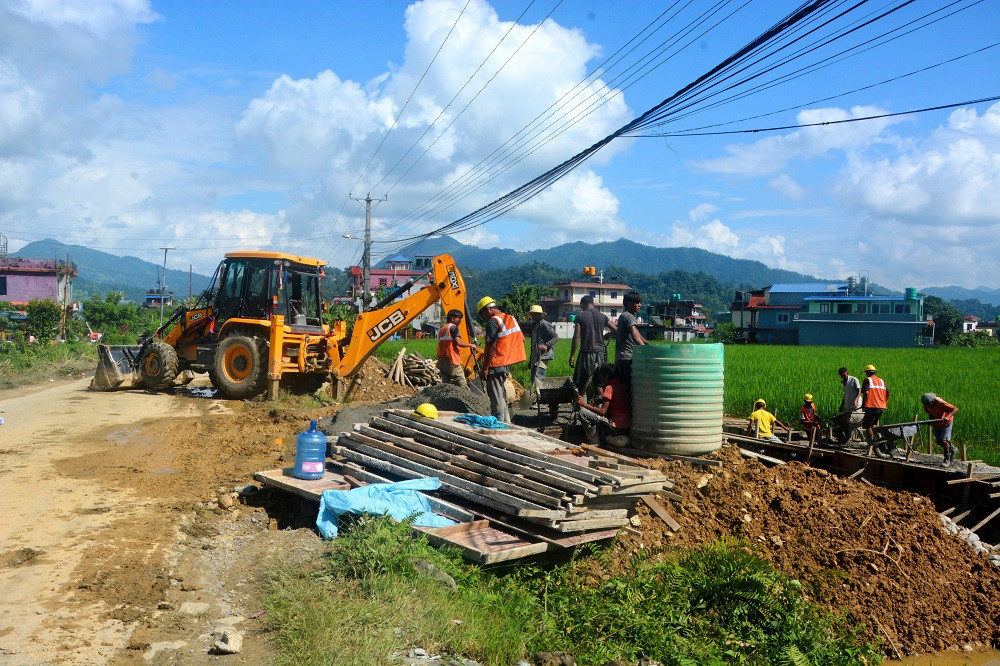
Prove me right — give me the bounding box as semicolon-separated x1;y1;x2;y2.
800;393;822;445
615;290;647;388
921;393;960;467
528;305;558;387
838;366;862;412
747;399;790;444
860;364;889;450
436;309;478;388
569;295;617;394
576;364;630;447
477;296;525;424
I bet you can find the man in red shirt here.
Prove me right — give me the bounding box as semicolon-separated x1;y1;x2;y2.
921;392;959;467
576;364;630;446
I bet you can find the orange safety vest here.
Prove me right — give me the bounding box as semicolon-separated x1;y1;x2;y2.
437;323;461;365
864;376;888;409
488;312;526;368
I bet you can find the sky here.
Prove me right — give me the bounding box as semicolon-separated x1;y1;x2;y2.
1;0;998;290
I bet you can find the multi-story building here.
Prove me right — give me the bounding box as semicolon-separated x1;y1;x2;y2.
731;279;930;347
651;297;709;341
542;280;631;322
349;254;440;322
0;257;77;306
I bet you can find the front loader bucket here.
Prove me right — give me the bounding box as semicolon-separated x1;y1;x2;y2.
90;344;143;390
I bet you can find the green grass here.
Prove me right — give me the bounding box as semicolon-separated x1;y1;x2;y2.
0;341;97;391
374;338;1000;463
262;516;881;665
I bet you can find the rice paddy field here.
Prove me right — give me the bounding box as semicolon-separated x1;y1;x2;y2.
373;339;1000;465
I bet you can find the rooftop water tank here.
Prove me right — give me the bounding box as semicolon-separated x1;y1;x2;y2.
905;287;918;300
630;343;724;455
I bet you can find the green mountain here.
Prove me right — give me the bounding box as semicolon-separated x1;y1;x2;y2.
922;285;1000;307
384;236;826;288
13;239;214;303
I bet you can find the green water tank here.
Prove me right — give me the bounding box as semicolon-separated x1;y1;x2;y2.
905;287;918;300
630;343;724;455
568;314;576;322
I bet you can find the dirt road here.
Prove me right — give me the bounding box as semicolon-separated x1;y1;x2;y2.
0;377;335;664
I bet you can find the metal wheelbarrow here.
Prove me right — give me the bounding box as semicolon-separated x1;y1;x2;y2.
533;376;579;432
870;419;938;461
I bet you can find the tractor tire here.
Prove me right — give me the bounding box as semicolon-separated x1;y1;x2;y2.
212;335;268;399
140;341;180;391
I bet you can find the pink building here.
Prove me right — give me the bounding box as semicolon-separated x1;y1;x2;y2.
0;257;77;306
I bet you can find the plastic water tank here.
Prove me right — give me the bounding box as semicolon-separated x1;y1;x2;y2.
630;343;724;455
905;287;918;300
293;420;328;480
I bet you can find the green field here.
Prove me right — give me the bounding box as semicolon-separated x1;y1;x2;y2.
373;339;1000;464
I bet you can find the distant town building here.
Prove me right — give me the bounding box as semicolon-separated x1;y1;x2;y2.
349;254;440;322
144;289;175;308
731;278;930;347
542;280;631;321
651;296;710;341
962;315;980;333
0;257;77;306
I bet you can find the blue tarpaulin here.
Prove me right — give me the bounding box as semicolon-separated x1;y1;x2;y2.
452;414;509;429
316;477;456;539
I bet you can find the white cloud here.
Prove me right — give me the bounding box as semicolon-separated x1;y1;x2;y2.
688;203;718;222
692;105;902;177
768;173;807;200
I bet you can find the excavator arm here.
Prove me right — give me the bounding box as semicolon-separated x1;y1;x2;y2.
331;254;480;379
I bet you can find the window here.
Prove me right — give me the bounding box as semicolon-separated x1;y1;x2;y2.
777;313;790;323
378;278;387;287
872;303;890;314
820;303;830;313
856;303;867;314
0;276;5;295
610;291;617;299
564;289;569;301
837;303;852;314
895;304;911;314
589;290;597;298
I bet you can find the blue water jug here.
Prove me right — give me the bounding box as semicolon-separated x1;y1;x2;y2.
293;420;327;480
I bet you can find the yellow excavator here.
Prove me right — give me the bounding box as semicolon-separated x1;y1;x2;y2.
91;252;480;399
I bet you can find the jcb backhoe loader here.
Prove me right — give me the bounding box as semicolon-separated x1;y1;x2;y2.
91;252;479;400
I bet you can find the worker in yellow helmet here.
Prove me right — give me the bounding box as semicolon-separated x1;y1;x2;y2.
747;398;790;444
476;296;525;423
799;393;822;446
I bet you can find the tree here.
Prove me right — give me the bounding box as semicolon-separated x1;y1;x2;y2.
711;322;737;344
922;295;962;345
25;298;62;342
497;283;556;320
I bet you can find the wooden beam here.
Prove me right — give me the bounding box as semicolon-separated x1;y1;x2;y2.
969;505;1000;534
641;495;681;532
738;448;786;465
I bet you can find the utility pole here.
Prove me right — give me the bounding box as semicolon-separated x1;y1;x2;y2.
349;192;387;311
158;247;175;329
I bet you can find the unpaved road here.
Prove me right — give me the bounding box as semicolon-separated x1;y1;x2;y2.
0;377;336;664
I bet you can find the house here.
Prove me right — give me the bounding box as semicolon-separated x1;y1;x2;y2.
731;279;930;347
962;315;980;333
542;280;631;322
651;296;710;341
349;254;440;322
144;289;175;308
0;256;77;306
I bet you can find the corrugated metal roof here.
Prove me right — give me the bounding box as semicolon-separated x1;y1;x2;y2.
387;255;410;262
768;283;843;293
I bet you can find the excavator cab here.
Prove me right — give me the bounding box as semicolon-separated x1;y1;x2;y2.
212;254;325;333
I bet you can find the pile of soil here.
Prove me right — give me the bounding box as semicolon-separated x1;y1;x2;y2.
603;445;1000;656
342;356;415;404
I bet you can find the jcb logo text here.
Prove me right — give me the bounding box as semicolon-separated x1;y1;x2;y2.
367;309;405;342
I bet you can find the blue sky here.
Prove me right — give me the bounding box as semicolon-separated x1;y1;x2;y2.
1;0;998;290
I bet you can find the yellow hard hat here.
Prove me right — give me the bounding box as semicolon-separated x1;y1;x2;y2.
412;403;438;419
804;393;813;402
864;364;876;372
754;398;766;407
476;296;496;313
528;305;543;314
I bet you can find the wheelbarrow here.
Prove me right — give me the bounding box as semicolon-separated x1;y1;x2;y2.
533;376;580;432
869;419;939;461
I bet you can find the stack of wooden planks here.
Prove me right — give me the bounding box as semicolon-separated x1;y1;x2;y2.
386;349;441;387
330;409;674;534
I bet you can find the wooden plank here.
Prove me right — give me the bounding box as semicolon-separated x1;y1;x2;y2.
952;509;973;523
607;481;674;495
946;477;984;485
641;495;681;532
553;517;629;533
332;440;538;514
253;467;350;501
417;522;549;564
378;414;604;491
517;508;568;520
341;433;565;510
737;448;786;465
848;466;867;480
388;411;622;485
969;505;1000;534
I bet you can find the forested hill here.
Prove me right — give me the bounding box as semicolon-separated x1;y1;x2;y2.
387;236;824;288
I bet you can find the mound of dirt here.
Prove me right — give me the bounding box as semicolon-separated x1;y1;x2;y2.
341;356;416;404
605;445;1000;656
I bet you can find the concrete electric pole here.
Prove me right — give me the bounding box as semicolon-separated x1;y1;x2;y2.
349;193;387;311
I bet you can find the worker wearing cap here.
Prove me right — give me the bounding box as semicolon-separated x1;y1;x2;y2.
799;393;822;445
436;309;479;388
477;296;526;424
860;364;889;447
747;399;789;444
921;393;959;467
528;305;558;387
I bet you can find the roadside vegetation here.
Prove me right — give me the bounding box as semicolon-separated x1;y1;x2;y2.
374;339;1000;464
0;341;96;391
262;516;880;665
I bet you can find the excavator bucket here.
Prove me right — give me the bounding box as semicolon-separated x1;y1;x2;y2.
90;344;143;390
